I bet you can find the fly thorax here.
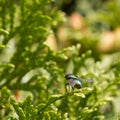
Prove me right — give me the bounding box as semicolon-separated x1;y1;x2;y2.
68;79;74;85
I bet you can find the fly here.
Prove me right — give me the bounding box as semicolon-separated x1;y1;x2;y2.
65;74;93;91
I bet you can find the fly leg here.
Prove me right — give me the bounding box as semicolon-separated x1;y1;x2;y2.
65;83;69;93
65;83;73;92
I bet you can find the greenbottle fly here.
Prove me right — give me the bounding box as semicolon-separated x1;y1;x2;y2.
65;74;93;90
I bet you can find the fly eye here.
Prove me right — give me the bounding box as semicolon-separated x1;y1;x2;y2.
65;76;70;79
67;76;72;79
65;75;71;79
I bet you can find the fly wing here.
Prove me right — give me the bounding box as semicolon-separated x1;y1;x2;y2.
78;77;93;83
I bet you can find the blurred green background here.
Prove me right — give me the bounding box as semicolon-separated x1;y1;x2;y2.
0;0;120;120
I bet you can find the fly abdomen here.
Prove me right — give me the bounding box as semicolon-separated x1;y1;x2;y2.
72;79;82;89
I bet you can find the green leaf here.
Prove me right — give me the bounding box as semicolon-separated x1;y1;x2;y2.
1;87;11;103
74;93;85;98
0;28;9;35
10;98;26;120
